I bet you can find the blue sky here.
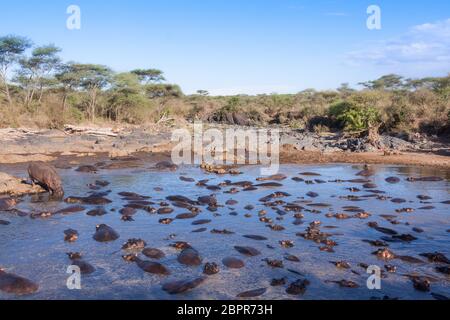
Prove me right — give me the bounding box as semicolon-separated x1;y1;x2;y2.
1;0;450;95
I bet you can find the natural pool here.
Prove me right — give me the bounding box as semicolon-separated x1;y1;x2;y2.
0;163;449;300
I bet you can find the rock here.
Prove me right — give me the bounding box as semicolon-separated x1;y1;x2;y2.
93;224;120;242
0;172;44;196
0;269;39;295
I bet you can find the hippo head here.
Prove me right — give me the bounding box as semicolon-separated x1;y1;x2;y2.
96;224;107;231
122;254;137;262
67;252;82;260
52;188;65;199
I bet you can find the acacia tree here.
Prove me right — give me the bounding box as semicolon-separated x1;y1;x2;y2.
55;63;82;113
107;72;145;121
15;44;61;107
64;64;112;121
360;74;405;91
131;68;165;84
0;35;32;106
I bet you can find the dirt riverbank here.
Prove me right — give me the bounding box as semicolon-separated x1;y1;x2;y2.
0;126;449;169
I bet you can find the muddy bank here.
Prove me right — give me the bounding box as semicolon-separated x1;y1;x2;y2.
0;126;449;168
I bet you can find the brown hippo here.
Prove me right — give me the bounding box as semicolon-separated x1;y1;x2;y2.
0;269;39;295
28;162;64;198
93;224;120;242
0;198;17;211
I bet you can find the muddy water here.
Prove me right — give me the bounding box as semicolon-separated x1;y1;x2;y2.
0;164;449;300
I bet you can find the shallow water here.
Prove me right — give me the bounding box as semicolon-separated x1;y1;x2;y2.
0;163;449;300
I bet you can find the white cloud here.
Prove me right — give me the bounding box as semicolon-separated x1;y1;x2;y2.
347;18;450;71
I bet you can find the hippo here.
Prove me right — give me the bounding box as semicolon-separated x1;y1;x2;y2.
0;269;39;295
93;224;120;242
28;162;64;198
154;161;178;171
0;198;17;211
203;262;220;275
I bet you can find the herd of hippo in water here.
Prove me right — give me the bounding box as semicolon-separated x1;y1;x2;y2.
0;160;449;299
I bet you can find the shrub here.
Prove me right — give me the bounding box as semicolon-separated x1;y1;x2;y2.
329;101;380;133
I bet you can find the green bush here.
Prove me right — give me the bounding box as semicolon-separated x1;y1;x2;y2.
329;101;380;133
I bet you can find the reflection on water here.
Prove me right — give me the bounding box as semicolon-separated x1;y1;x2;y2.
0;164;449;300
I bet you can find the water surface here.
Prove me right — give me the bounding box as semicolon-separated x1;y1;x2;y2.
0;163;449;300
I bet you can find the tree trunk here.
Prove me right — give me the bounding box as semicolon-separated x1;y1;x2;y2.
38;85;44;104
367;124;381;149
62;92;67;113
90;88;97;122
4;83;12;107
0;72;13;107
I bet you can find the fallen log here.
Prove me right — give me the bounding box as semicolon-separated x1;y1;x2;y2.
63;125;119;137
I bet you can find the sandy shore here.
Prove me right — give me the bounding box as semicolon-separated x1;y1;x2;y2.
0;126;449;169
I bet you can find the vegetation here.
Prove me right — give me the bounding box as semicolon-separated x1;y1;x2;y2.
0;35;449;138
